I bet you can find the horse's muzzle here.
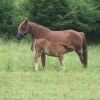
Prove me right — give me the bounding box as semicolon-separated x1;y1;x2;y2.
16;34;23;41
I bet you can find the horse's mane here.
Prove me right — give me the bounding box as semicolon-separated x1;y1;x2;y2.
29;22;51;38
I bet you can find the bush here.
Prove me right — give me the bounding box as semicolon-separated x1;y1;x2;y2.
23;0;100;33
0;0;15;39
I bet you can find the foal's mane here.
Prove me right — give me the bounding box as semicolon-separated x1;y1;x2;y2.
29;22;51;38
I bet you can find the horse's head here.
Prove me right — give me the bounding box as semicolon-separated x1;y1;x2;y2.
16;20;29;41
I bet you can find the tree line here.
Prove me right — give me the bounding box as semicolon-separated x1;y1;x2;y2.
0;0;100;42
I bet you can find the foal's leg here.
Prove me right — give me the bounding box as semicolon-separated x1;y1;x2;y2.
34;52;41;71
58;55;65;70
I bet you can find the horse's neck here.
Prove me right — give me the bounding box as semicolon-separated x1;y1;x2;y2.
29;22;50;39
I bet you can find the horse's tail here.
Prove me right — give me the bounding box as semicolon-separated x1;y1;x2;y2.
41;49;46;68
82;33;88;67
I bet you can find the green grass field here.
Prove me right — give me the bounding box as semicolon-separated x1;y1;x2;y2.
0;39;100;100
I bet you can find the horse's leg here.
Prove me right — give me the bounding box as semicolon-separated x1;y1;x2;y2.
31;39;36;51
76;49;84;67
34;52;41;71
58;55;65;70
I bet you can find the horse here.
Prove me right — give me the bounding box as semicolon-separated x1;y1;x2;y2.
16;20;88;71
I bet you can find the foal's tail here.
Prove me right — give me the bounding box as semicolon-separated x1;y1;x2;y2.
82;33;88;67
41;49;46;68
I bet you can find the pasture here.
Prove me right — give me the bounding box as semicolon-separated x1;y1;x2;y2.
0;39;100;100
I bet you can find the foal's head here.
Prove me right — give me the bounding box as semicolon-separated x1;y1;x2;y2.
16;20;29;40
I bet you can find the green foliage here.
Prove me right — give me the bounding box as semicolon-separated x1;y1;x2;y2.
23;0;100;34
12;0;29;25
0;0;15;39
23;0;70;29
0;0;28;39
0;0;13;25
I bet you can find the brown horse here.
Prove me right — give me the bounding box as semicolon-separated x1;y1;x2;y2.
16;20;88;70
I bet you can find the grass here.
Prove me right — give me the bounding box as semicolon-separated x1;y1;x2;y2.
0;39;100;100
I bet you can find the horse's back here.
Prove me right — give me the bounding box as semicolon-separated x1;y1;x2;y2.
48;29;85;51
49;29;84;43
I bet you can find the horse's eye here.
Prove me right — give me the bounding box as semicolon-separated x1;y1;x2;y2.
21;26;25;29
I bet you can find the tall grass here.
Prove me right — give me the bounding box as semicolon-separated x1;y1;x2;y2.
0;40;100;100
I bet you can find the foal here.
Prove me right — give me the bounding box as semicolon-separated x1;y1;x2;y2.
31;39;75;71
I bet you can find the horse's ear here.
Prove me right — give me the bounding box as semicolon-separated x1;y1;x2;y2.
25;19;27;24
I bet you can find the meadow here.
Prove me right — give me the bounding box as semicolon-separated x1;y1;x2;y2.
0;39;100;100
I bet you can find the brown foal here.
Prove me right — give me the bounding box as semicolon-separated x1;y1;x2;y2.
31;39;75;70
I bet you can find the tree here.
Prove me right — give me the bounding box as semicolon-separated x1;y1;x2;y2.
23;0;70;30
0;0;15;39
0;0;100;41
23;0;100;34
